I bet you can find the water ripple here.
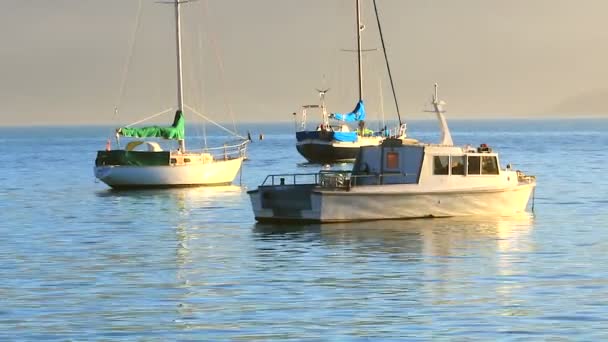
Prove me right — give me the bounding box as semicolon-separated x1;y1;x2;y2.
1;121;608;340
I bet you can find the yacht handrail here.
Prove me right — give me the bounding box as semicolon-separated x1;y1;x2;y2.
260;173;320;186
259;170;414;189
200;140;248;152
184;140;248;159
517;170;536;184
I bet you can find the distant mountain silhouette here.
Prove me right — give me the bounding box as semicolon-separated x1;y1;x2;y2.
550;90;608;116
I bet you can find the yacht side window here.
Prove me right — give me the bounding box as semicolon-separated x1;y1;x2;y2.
467;156;481;175
386;152;399;169
482;156;499;175
433;156;449;175
451;156;465;175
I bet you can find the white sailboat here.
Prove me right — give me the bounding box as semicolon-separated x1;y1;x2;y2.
249;84;537;223
94;0;247;189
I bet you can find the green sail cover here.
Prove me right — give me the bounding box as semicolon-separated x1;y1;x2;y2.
95;150;170;166
119;110;185;140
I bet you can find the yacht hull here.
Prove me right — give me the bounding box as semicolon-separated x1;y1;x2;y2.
249;183;535;223
95;157;244;189
296;142;359;163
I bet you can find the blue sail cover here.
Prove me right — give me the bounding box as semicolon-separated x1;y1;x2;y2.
296;131;358;143
331;100;366;122
332;132;358;142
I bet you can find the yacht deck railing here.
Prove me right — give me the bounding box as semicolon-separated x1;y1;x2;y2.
516;170;536;184
189;140;248;160
260;170;407;190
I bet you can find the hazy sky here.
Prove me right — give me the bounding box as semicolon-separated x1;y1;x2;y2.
1;0;607;126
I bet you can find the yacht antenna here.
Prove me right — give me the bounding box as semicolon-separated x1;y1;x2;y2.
317;88;330;125
428;83;453;146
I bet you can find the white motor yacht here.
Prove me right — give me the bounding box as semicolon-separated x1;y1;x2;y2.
249;84;536;223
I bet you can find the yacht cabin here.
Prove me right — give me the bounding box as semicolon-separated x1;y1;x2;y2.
348;139;519;192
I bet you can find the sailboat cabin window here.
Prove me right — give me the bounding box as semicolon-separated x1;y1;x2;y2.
433;156;449;175
467;156;481;175
451;156;465;175
482;156;499;175
386;152;399;169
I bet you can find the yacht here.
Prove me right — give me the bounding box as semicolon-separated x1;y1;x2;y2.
249;84;536;223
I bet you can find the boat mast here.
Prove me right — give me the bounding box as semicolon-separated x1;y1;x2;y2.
175;0;186;152
431;83;453;146
356;0;363;102
319;89;329;126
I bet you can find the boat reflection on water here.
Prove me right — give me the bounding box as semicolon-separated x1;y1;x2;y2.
253;214;535;257
95;185;246;230
253;215;536;318
170;213;535;335
96;185;243;196
95;185;243;204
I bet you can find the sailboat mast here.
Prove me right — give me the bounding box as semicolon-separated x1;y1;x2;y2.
174;0;185;151
356;0;363;101
175;0;184;112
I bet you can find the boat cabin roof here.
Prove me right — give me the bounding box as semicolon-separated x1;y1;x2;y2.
351;139;501;185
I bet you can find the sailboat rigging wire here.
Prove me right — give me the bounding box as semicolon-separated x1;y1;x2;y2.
372;0;402;126
125;108;174;127
531;187;536;213
201;1;239;135
184;104;247;140
114;0;144;121
341;48;378;52
379;77;385;131
188;5;206;147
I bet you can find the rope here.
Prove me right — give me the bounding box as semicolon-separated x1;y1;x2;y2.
184;104;246;139
114;0;144;121
239;144;246;187
201;1;239;134
186;5;205;147
373;0;402;126
532;187;536;213
125;108;174;127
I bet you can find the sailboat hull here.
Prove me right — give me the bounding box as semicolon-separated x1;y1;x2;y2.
94;157;244;189
296;141;359;163
296;136;383;164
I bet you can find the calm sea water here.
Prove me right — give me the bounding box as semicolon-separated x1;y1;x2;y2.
1;118;607;340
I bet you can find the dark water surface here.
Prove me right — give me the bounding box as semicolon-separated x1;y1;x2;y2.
1;119;607;340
